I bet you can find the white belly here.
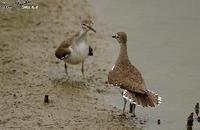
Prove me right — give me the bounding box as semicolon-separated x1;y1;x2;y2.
64;41;89;64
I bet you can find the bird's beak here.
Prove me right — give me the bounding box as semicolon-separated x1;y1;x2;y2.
112;34;116;38
87;25;96;33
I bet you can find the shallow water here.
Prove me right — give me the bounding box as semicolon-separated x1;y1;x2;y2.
90;0;200;129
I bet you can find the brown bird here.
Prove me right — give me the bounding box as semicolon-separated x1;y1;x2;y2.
55;20;96;77
108;32;161;116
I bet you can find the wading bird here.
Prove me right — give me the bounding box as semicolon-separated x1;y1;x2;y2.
108;32;161;116
55;20;96;77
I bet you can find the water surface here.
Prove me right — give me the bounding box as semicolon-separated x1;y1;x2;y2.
90;0;200;129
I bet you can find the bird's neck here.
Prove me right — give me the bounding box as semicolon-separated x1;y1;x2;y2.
75;29;88;45
116;43;130;65
78;29;88;40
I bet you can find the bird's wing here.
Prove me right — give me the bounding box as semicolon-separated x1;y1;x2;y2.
55;31;79;60
108;63;146;94
58;31;79;48
55;47;71;60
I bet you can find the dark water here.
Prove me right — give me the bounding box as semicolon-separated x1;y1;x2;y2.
90;0;200;129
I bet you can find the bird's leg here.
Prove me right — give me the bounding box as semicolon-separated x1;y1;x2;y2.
122;98;127;116
81;61;85;78
130;103;136;117
130;103;133;113
65;63;68;75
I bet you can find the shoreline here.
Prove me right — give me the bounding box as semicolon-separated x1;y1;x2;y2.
0;0;141;129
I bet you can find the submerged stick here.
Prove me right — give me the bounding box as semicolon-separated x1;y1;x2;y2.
129;103;133;113
195;102;199;117
157;119;161;125
197;116;200;122
44;95;49;104
187;112;194;127
187;126;192;130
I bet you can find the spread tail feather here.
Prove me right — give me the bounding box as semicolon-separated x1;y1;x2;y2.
123;90;162;107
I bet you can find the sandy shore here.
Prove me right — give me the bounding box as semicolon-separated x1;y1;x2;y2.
0;0;141;129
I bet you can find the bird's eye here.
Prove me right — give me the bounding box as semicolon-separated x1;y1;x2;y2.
83;23;86;26
115;34;119;38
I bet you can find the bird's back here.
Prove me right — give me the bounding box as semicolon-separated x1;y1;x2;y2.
108;61;161;107
55;32;79;60
108;60;146;94
58;31;80;49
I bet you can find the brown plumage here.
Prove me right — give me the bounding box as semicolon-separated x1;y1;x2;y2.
109;32;161;115
55;32;79;60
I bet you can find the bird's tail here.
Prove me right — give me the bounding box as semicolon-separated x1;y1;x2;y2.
123;90;162;107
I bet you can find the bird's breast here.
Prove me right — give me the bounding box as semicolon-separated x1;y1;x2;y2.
65;41;89;64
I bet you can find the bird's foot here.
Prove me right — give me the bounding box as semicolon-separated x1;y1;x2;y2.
131;114;136;118
65;70;68;76
82;75;85;80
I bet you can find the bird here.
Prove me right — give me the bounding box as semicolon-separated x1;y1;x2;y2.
108;32;161;116
55;19;96;77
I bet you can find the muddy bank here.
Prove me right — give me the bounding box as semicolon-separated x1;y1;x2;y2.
0;0;141;129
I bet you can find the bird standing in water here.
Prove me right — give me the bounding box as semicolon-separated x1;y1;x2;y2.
108;32;161;116
55;20;96;77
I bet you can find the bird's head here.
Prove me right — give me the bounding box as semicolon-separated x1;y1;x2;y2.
112;32;127;44
81;19;96;33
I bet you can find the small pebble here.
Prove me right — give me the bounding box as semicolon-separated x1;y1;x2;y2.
36;22;41;26
139;120;144;125
102;69;106;72
13;94;16;98
12;69;16;73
